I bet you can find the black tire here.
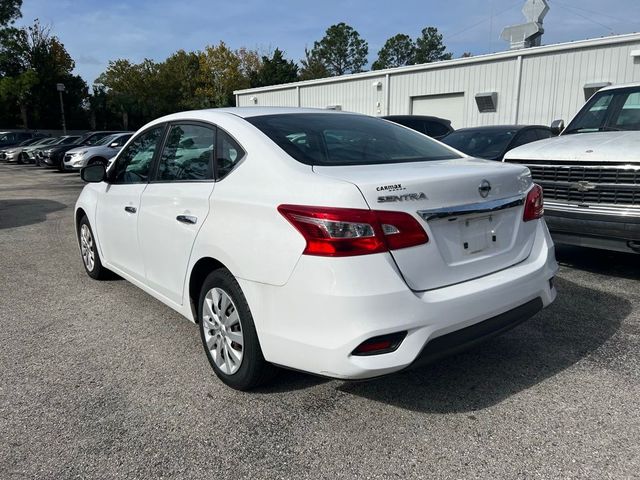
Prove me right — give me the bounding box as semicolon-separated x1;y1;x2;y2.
89;157;107;167
77;215;110;280
198;268;276;390
16;153;24;164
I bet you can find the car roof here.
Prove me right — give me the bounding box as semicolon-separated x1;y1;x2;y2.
148;107;356;126
382;115;450;123
450;125;550;133
600;82;640;92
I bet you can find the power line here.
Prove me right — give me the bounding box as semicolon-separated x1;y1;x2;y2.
551;0;631;26
551;2;615;34
446;0;523;40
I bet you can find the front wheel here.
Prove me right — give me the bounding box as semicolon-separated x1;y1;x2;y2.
198;269;276;390
78;216;110;280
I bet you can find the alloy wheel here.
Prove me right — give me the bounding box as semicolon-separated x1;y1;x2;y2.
80;224;95;272
202;288;244;375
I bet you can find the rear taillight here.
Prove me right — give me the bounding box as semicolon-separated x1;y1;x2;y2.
523;184;544;222
278;205;428;257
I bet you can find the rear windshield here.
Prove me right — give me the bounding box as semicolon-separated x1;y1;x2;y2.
246;113;460;166
442;129;519;159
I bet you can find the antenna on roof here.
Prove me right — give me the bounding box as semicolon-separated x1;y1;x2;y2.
501;0;550;50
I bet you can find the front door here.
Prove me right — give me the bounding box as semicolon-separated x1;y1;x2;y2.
96;125;165;281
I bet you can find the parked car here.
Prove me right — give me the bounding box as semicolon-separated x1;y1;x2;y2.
504;83;640;254
21;137;64;164
0;137;49;163
33;136;81;166
0;131;45;148
62;133;133;171
41;131;125;170
382;115;454;140
75;108;558;390
442;125;555;161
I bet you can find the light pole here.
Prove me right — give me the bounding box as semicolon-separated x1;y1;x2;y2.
56;83;67;135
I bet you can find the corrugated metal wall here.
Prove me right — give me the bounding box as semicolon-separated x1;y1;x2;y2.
236;35;640;128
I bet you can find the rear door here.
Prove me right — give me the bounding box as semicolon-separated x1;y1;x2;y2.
137;122;216;304
95;125;165;281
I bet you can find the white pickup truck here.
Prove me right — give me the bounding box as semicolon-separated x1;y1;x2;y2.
504;83;640;254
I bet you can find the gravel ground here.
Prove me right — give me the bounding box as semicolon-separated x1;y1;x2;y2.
0;162;639;479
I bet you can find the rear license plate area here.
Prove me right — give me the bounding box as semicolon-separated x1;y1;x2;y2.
459;215;494;255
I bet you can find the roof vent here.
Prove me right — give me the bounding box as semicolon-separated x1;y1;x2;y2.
583;82;611;101
475;92;498;113
501;0;550;50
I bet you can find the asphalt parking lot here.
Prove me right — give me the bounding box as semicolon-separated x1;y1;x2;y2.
0;162;639;479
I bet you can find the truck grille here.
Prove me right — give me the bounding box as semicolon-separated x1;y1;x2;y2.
506;162;640;207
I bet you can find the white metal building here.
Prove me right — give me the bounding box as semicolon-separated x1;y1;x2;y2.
234;33;640;129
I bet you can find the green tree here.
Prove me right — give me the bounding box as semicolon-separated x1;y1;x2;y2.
298;47;329;81
311;23;368;76
197;42;248;107
414;27;452;64
0;19;88;128
250;48;298;87
0;0;21;27
372;34;415;70
96;59;145;129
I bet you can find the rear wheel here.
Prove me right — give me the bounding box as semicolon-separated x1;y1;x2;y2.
198;269;276;390
89;157;107;167
78;216;110;280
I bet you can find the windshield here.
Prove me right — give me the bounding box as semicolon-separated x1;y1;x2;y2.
441;129;518;159
564;87;640;134
95;134;118;146
247;113;460;166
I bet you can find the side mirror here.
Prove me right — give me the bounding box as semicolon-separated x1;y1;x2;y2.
81;164;106;183
109;142;119;148
550;119;565;135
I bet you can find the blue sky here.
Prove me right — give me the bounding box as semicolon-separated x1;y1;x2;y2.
18;0;640;84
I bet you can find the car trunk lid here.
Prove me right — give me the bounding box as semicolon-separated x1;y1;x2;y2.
314;158;537;290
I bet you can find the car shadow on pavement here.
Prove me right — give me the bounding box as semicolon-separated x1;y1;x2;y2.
336;277;631;413
0;199;67;229
555;245;640;280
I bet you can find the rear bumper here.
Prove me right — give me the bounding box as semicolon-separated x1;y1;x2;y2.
239;219;558;380
545;203;640;253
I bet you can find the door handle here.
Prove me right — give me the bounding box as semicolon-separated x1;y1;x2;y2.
124;206;137;214
176;215;197;225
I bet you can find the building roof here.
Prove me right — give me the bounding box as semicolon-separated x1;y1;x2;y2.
234;32;640;96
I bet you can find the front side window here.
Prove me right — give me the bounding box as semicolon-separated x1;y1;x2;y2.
115;134;132;147
157;124;215;181
113;126;163;184
247;114;459;166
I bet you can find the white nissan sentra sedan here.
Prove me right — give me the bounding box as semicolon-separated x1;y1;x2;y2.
75;108;558;390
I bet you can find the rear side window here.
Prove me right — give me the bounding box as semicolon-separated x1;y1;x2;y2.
247;114;459;166
157;124;215;181
425;121;451;139
216;130;245;179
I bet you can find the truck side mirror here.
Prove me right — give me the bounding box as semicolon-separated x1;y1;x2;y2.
550;119;565;136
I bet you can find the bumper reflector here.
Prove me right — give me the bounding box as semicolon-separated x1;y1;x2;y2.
352;332;407;356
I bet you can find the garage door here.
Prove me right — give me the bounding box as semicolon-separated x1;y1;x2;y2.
411;93;465;129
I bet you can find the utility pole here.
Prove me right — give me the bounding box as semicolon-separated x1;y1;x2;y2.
56;83;67;135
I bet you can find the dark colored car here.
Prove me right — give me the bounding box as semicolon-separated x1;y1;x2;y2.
41;131;126;170
0;131;46;149
34;136;82;166
382;115;454;140
441;125;555;161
